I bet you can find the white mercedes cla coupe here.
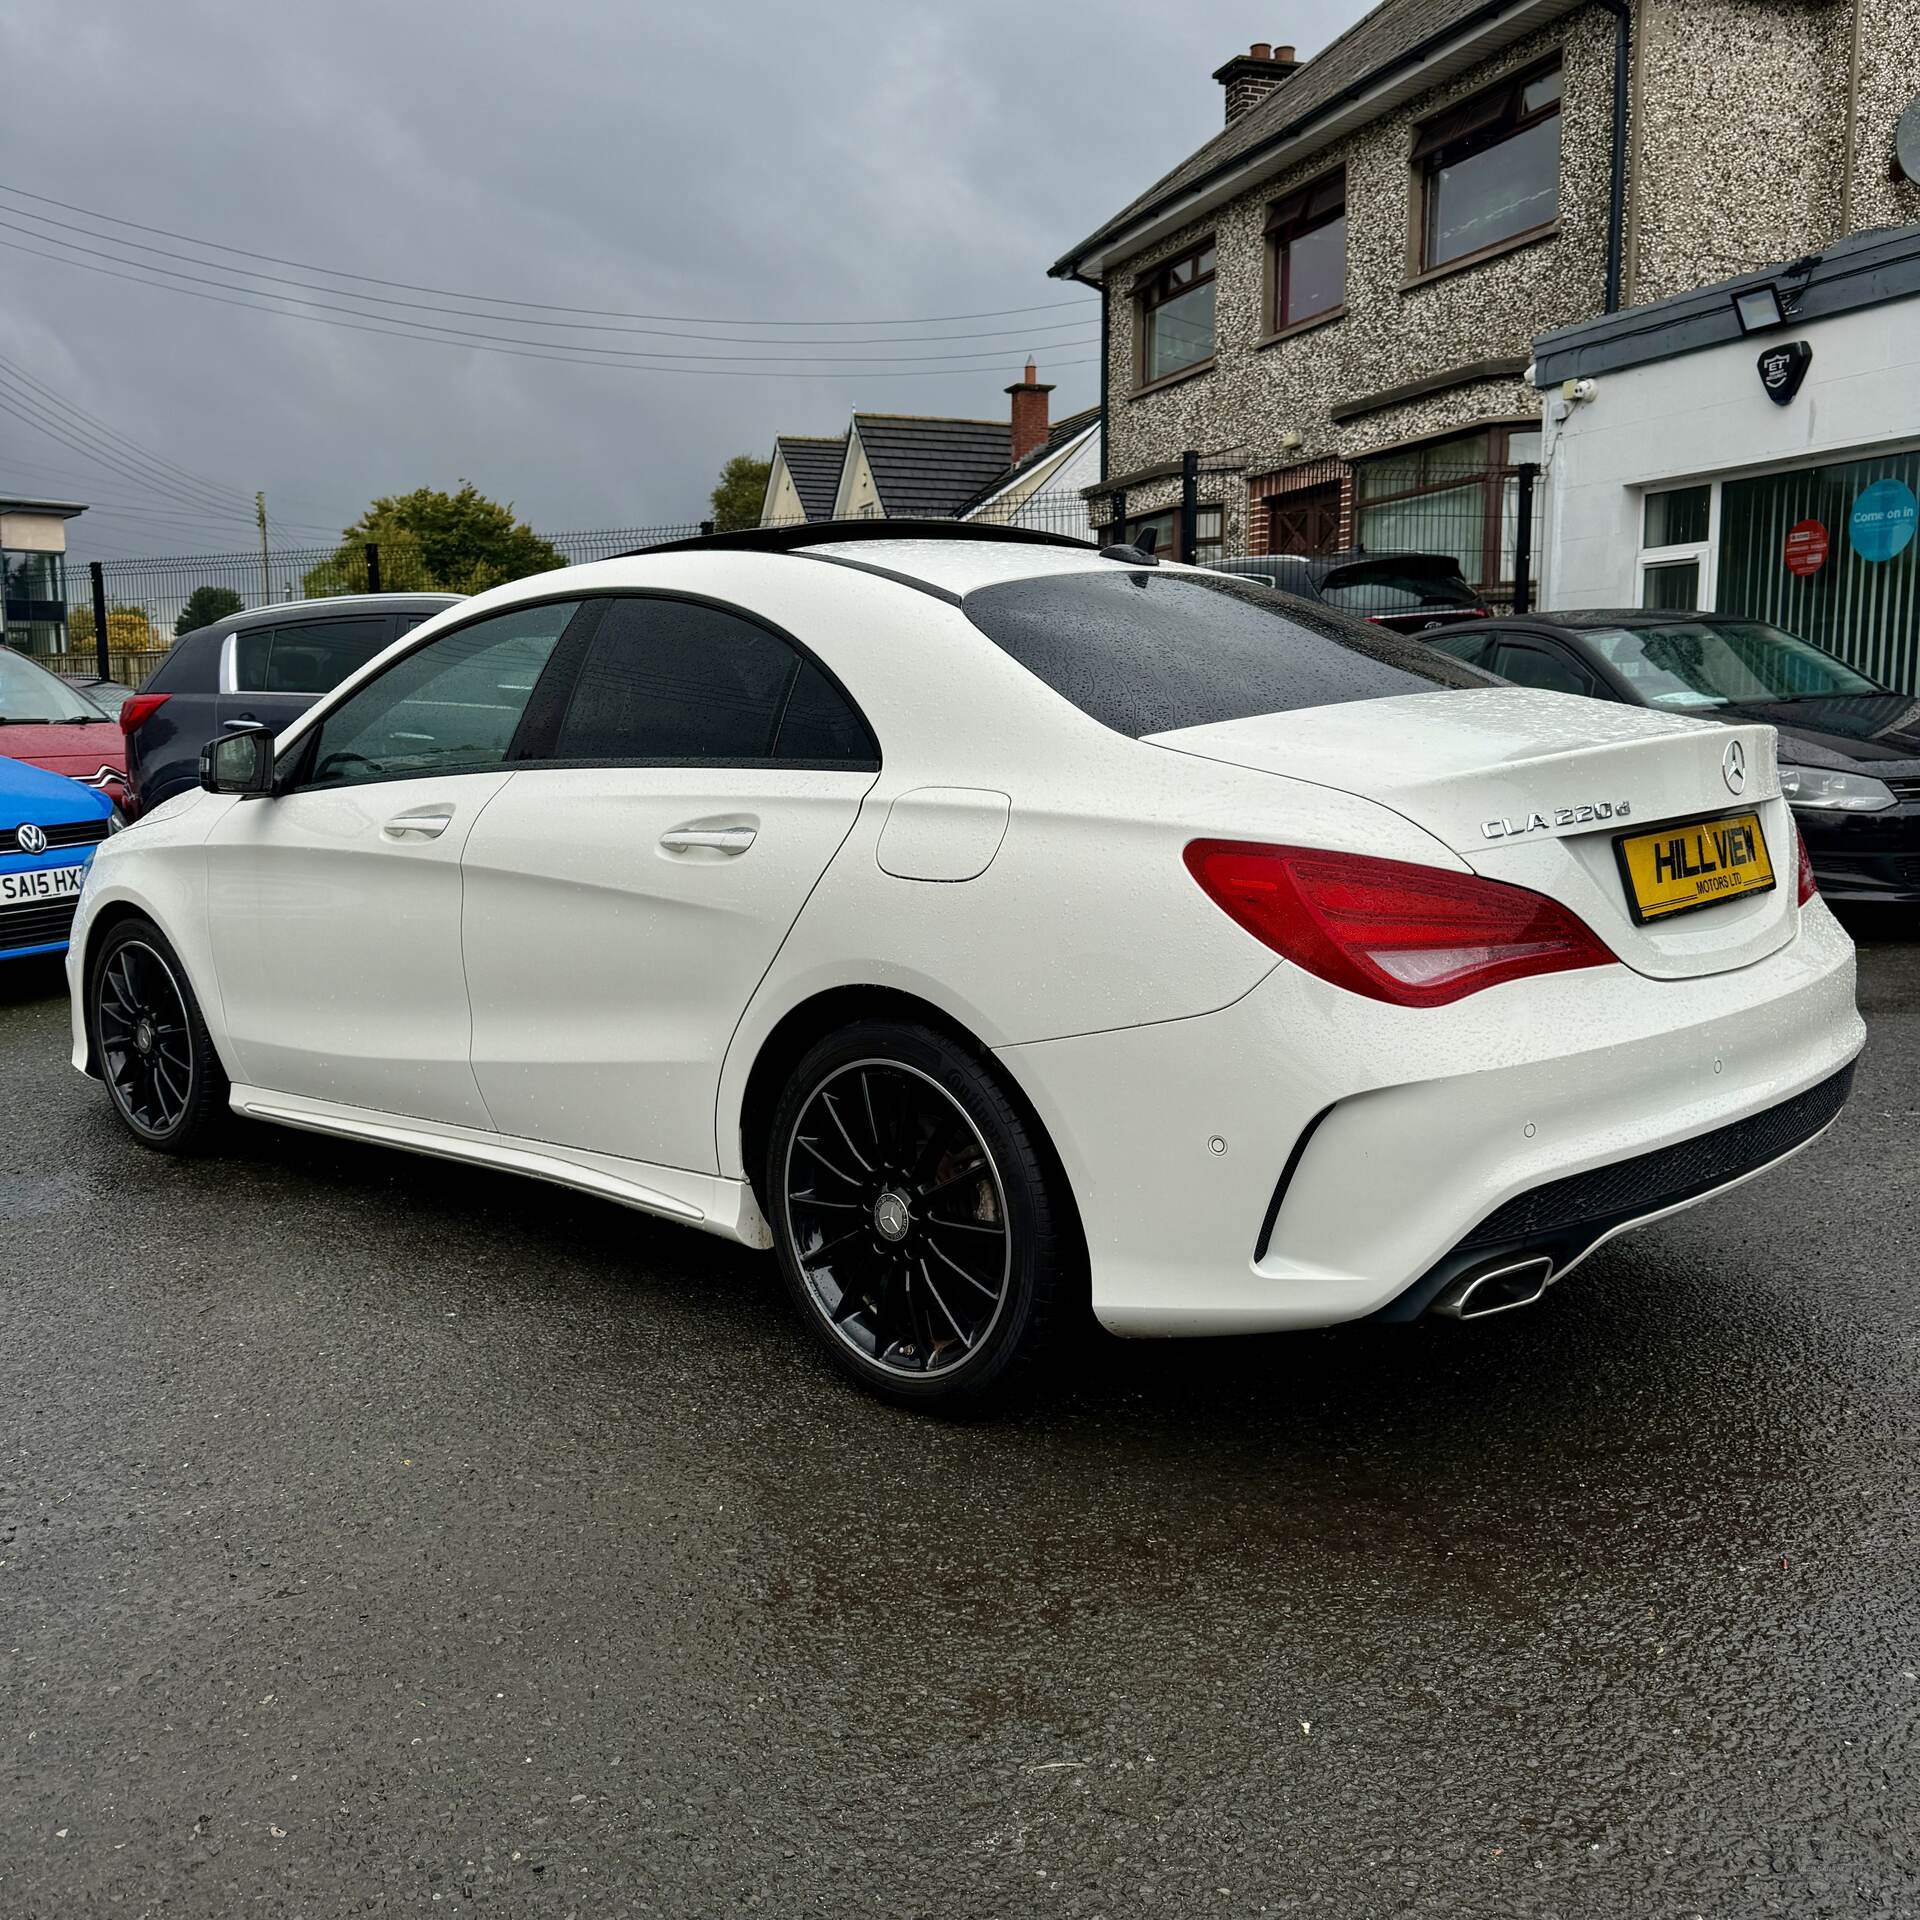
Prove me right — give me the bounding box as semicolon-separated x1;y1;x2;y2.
69;525;1863;1405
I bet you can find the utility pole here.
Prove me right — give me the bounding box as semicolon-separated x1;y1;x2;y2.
255;491;270;606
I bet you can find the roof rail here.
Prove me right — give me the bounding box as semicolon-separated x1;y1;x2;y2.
621;517;1097;559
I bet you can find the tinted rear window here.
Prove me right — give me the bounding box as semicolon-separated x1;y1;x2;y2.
1318;559;1483;615
962;570;1493;738
236;617;391;694
141;629;220;693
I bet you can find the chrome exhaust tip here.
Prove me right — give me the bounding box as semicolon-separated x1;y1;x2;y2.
1433;1255;1554;1321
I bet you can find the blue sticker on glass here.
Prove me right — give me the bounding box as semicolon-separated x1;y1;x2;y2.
1849;479;1919;563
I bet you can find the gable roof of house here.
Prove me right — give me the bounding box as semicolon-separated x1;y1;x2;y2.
954;405;1101;516
1050;0;1581;280
773;434;846;522
850;414;1014;518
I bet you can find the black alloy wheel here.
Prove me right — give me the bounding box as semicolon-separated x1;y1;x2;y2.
89;917;228;1153
768;1019;1073;1407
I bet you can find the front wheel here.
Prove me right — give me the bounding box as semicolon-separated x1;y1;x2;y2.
87;916;229;1154
766;1019;1075;1408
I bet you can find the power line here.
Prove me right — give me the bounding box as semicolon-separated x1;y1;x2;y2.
0;215;1094;366
0;180;1098;329
58;500;340;536
0;372;256;520
0;235;1097;380
0;384;256;519
0;455;339;531
0;386;341;540
0;197;1091;349
0;349;257;511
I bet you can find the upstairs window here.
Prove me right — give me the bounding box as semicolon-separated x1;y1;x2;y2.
1136;242;1216;385
1266;172;1346;331
1414;60;1562;271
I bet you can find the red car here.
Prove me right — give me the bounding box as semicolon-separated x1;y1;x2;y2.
0;647;128;807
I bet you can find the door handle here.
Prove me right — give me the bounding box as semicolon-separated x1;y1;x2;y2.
659;825;756;854
383;812;453;841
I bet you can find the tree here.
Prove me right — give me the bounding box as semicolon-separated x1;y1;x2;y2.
67;603;159;652
710;454;772;532
302;483;565;598
175;585;245;636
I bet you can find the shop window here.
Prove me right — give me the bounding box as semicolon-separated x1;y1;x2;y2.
1413;61;1562;271
1136;243;1216;386
1638;483;1715;612
1642;560;1702;611
1718;453;1920;691
1644;486;1709;548
1266;173;1346;332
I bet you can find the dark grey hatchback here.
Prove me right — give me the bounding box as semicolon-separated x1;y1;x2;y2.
120;593;461;816
1429;610;1920;903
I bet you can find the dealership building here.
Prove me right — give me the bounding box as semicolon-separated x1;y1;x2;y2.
1532;222;1920;693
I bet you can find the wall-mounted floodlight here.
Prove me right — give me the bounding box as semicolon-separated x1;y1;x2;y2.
1732;255;1822;335
1732;284;1786;333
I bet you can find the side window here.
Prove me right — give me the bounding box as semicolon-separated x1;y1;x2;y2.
1426;630;1490;666
304;600;579;788
550;597;875;765
773;658;877;763
235;617;392;694
1490;641;1594;696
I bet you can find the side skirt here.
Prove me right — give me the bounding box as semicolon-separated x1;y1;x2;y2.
227;1084;774;1248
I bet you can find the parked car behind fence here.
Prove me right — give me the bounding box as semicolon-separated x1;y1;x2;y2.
1207;550;1491;632
120;594;462;816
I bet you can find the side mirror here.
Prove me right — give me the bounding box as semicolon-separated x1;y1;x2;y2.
200;722;276;796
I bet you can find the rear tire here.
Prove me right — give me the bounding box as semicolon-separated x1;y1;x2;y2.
766;1018;1074;1409
87;915;228;1155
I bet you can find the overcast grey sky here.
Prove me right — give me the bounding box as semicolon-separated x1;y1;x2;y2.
1;2;1368;564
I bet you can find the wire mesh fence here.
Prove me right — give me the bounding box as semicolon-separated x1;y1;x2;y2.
48;523;713;684
31;472;1533;689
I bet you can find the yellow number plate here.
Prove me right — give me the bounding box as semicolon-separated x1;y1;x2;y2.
1615;811;1775;924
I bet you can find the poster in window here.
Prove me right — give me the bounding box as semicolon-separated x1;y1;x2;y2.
1783;519;1829;577
1849;480;1919;563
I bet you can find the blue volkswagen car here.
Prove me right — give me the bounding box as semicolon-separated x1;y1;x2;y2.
0;754;117;962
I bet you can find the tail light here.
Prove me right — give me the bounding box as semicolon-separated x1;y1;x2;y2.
1795;827;1818;906
1183;840;1616;1008
119;692;170;736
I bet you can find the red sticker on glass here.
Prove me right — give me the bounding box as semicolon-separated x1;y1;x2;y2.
1785;519;1829;576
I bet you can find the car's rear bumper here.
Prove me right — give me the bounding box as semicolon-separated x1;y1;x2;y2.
997;900;1863;1337
1368;1061;1853;1322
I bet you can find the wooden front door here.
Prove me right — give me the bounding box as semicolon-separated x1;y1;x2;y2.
1264;483;1343;557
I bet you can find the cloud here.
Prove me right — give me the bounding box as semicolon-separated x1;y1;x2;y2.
0;0;1367;561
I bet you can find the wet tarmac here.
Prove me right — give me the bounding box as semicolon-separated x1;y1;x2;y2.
3;921;1916;1917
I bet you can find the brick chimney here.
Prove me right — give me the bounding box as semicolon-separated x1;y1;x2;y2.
1212;42;1299;126
1005;359;1054;466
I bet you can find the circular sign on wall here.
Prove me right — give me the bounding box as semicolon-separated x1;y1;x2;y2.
1784;519;1830;576
1849;479;1919;563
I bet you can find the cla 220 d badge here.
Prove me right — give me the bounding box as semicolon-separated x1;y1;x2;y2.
1482;801;1631;841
